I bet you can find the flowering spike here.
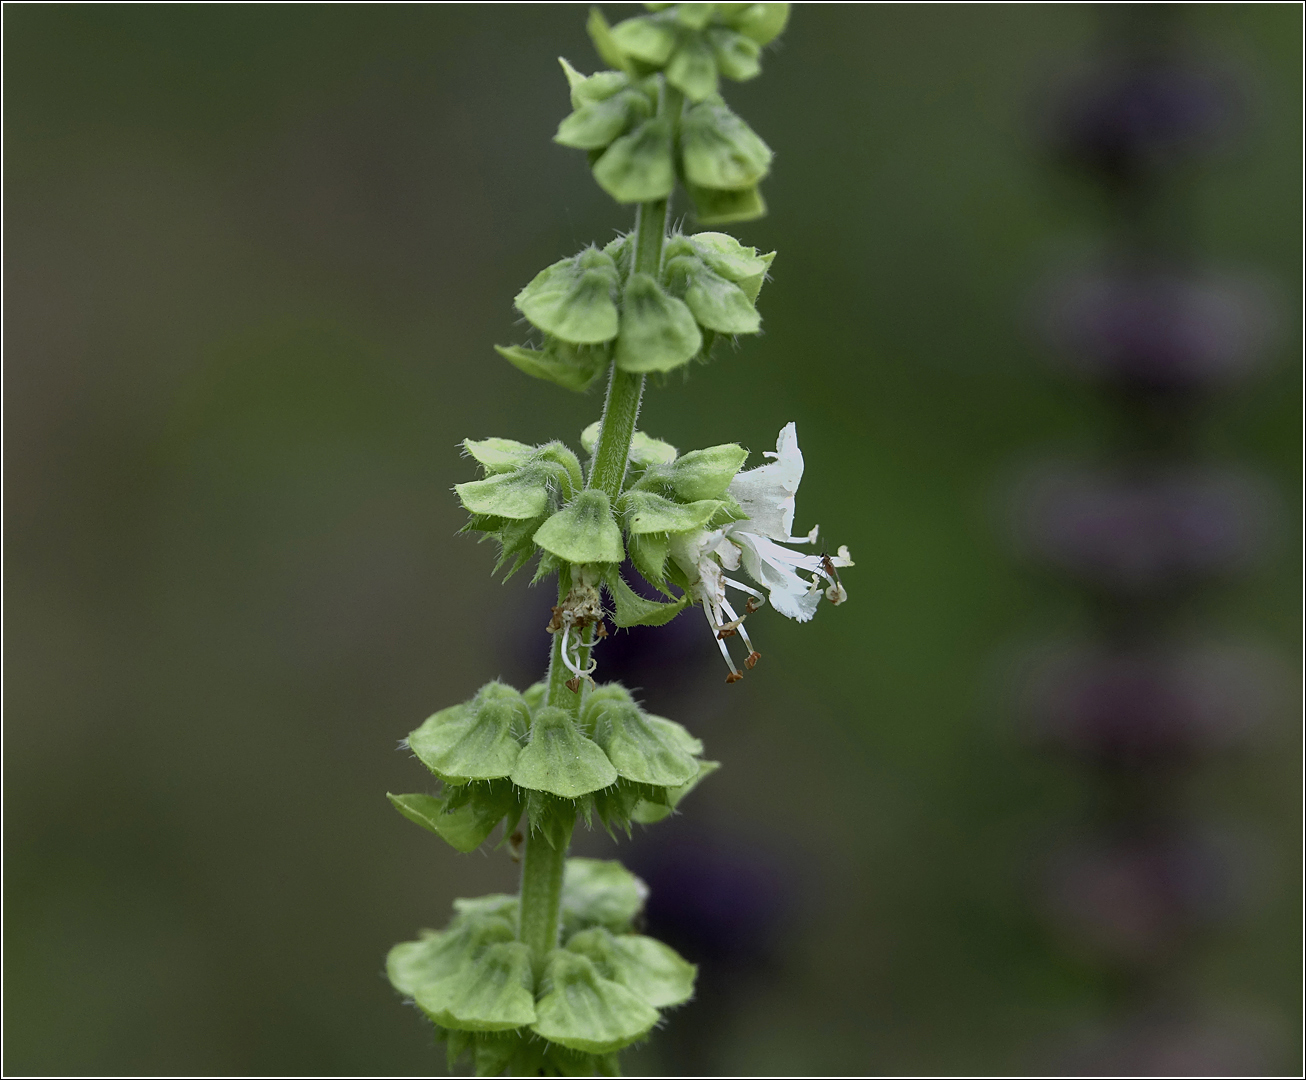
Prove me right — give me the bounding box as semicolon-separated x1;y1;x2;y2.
387;8;838;1074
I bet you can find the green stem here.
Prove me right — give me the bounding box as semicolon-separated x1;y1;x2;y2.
518;76;683;983
518;806;571;970
585;81;680;500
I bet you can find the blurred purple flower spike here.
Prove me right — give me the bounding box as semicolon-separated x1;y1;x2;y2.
1043;269;1274;392
1048;62;1242;180
1022;641;1278;762
1054;1005;1279;1077
1042;826;1258;964
1014;464;1274;591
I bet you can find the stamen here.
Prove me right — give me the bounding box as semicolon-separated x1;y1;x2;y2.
723;576;765;600
721;597;758;656
702;598;743;681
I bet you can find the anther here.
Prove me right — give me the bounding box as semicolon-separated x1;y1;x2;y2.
745;651;761;669
725;671;744;684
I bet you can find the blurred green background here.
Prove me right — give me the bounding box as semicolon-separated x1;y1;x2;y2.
4;4;1299;1075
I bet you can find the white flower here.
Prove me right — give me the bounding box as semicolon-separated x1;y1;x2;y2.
670;422;853;681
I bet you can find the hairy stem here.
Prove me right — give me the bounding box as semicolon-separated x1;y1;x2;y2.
585;81;681;499
518;802;572;971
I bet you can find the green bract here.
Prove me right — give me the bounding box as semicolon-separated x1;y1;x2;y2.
408;682;530;782
516;247;622;344
591;4;790;95
388;857;697;1073
391;680;714;853
512;705;619;799
501;231;772;392
534;489;625;564
613;272;702;372
550;3;787;222
456;439;584;578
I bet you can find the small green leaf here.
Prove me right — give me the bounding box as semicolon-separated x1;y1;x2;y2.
561;858;649;934
559;56;588;96
408;683;529;782
592;118;675;203
735;249;775;304
707;26;762;81
630;760;719;824
666;38;718;102
614;272;703;374
531;950;658;1054
463;437;535;474
609;15;676;65
387;914;515;997
687;181;767;225
559;59;630;109
687;231;771;282
452;894;519;922
727;1;791;46
684;262;760;334
618;489;725;535
533;489;625;564
455;468;553;520
511;706;617;799
681;99;772;190
628;532;671;591
645;714;704;757
636;443;748;501
585;690;699;785
566;927;697;1009
533;442;586;496
581;422;677;467
387;787;516;853
417;941;537;1032
556;90;650;151
586;8;629;73
609;572;688;628
673;3;714;31
496;340;609;393
473;1031;523;1077
522;680;548;713
515;251;620;344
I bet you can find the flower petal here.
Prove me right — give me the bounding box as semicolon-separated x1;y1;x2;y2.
727;421;804;540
